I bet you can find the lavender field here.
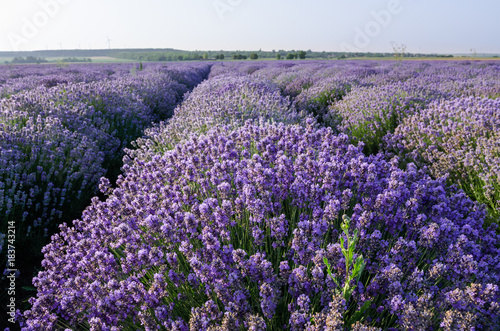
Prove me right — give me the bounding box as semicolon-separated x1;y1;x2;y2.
1;60;500;330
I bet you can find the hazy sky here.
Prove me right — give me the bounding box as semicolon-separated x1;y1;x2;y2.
0;0;499;54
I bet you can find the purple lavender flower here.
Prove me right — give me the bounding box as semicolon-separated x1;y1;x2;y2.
16;62;500;331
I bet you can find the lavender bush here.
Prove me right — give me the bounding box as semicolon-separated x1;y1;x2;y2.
22;121;500;330
0;63;138;99
0;111;106;253
125;75;309;164
325;81;440;154
384;96;500;223
2;60;499;330
294;78;352;124
0;63;210;280
222;61;499;156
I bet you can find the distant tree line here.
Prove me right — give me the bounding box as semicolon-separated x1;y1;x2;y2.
276;51;306;60
229;53;259;60
116;51;208;62
0;49;457;64
60;57;92;63
114;49;453;62
10;56;48;64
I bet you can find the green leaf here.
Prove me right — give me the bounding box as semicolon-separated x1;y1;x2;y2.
347;299;372;326
348;242;356;263
22;286;37;292
323;257;332;276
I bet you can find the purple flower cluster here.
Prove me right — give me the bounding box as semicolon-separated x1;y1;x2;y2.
210;61;499;157
326;80;440;154
0;63;210;260
328;66;499;154
125;75;309;164
0;112;105;248
385;96;500;222
293;78;352;124
4;60;499;330
0;63;137;98
22;115;500;329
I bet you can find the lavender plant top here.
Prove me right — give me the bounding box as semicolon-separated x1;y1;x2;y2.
0;63;150;99
326;80;441;154
0;64;106;98
125;75;309;165
0;112;105;240
0;63;210;263
22;121;500;330
209;62;499;157
385;96;500;222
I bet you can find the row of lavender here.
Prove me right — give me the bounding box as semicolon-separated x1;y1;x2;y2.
0;63;211;266
214;60;500;221
0;63;132;98
21;61;500;330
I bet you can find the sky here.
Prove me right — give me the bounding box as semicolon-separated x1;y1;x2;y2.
0;0;499;54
